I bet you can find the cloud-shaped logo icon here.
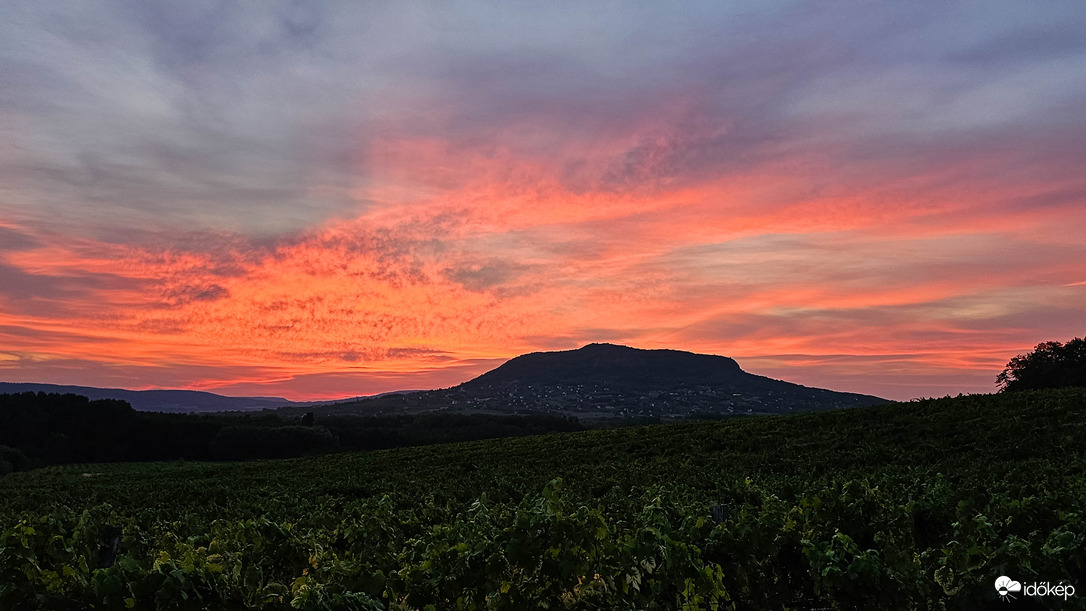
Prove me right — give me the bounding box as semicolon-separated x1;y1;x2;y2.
995;576;1022;600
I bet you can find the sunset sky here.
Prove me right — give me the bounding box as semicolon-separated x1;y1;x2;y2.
2;2;1085;401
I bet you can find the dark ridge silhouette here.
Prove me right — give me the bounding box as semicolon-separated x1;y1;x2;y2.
0;382;295;413
455;343;886;415
286;343;888;420
463;343;744;391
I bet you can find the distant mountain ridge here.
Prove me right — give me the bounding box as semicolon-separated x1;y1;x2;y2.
0;383;295;413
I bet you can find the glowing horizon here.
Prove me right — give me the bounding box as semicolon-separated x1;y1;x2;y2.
2;3;1085;402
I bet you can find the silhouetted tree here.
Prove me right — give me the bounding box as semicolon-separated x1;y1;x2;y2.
997;337;1086;392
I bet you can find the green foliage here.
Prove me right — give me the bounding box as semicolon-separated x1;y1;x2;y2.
210;425;337;459
2;389;1084;609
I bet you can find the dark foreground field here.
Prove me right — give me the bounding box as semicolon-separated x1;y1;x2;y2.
2;389;1084;610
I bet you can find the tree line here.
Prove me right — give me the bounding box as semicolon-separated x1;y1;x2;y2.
0;392;583;473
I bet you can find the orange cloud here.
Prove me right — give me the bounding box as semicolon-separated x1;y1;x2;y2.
2;110;1085;401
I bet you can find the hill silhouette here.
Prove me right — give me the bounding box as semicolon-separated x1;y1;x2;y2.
292;343;887;420
463;343;744;390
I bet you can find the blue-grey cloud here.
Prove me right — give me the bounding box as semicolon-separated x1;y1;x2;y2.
3;1;1084;239
161;283;229;306
0;2;368;238
0;260;143;315
0;226;40;251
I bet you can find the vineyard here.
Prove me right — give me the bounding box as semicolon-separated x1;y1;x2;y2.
2;389;1084;609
